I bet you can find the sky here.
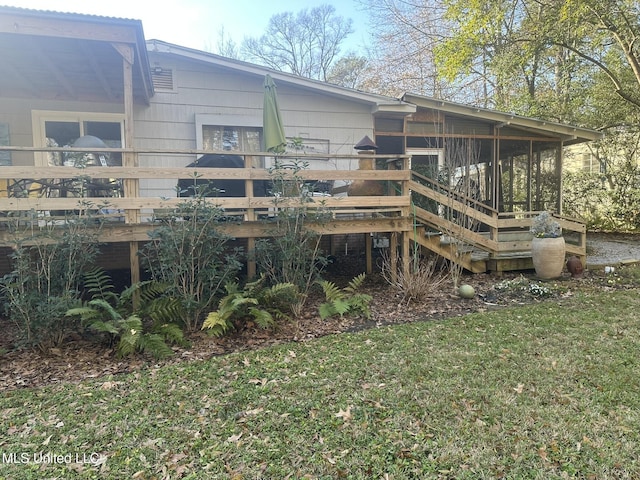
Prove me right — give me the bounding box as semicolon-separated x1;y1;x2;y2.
5;0;370;54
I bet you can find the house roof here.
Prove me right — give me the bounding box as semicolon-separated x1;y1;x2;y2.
402;93;604;145
0;5;153;104
146;39;416;117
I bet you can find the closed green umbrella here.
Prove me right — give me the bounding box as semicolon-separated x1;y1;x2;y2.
263;74;286;153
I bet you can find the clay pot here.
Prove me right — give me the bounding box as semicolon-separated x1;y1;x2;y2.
566;255;584;278
531;236;566;279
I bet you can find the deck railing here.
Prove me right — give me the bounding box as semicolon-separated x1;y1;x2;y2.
409;171;587;260
0;145;587;266
0;146;411;237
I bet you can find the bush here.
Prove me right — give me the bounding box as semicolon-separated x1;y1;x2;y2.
139;194;242;331
317;273;372;320
0;210;102;349
254;158;331;314
202;275;299;337
379;250;449;305
66;269;187;359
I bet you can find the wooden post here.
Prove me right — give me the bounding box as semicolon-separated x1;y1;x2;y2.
245;155;256;278
402;230;410;280
365;233;372;274
401;154;411;279
390;232;398;284
113;42;139;286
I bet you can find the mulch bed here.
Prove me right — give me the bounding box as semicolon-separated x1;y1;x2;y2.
0;257;628;392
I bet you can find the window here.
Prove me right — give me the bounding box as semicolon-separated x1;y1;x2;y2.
202;125;262;152
32;111;124;166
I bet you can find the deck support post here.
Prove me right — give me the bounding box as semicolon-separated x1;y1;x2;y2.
365;233;372;274
390;232;398;284
114;42;140;287
402;230;410;280
245;154;257;279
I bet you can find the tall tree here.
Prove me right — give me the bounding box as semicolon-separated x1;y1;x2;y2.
241;5;354;81
326;53;370;89
214;27;241;59
433;0;640;126
359;0;465;99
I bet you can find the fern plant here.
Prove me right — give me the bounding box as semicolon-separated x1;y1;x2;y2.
317;273;372;320
65;269;186;358
202;275;299;337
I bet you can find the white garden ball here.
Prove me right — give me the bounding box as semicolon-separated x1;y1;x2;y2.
458;284;475;299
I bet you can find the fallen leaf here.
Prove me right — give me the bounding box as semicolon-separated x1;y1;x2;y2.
226;433;243;443
513;383;524;394
249;378;268;387
335;406;353;422
538;446;547;461
168;452;187;463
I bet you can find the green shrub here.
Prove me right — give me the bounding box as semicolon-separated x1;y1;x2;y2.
202;275;299;337
139;194;242;331
317;273;372;320
254;158;331;314
66;269;187;359
0;209;102;350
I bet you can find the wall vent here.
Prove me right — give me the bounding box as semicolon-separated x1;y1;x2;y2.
151;68;174;91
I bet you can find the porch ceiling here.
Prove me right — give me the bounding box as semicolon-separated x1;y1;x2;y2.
0;7;153;105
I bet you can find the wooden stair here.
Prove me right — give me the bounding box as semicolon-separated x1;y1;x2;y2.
410;225;488;273
410;223;538;274
407;174;586;274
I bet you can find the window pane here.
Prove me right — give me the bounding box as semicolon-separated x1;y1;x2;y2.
203;126;223;151
84;122;122;146
222;128;240;150
44;121;80;147
203;125;262;152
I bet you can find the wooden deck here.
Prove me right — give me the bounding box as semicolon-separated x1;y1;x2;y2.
0;146;587;281
408;172;587;273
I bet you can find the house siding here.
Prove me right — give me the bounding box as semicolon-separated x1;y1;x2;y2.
136;53;375;198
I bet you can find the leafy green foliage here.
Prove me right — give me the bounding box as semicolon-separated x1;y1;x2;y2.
0;211;102;349
563;171;613;230
139;193;242;331
254;158;331;312
65;269;186;359
202;275;299;337
317;273;372;320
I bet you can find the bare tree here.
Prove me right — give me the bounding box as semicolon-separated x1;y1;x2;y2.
214;26;241;59
357;0;474;100
241;5;354;81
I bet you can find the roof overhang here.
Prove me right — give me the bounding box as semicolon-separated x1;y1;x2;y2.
402;93;604;145
0;6;153;104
